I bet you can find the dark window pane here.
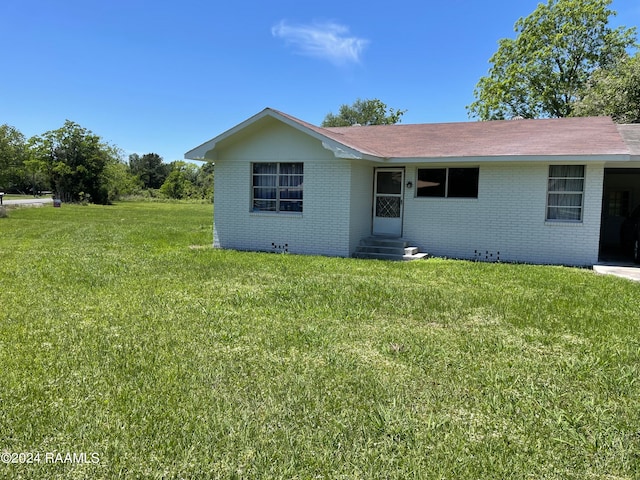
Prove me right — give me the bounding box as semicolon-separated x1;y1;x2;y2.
279;175;304;187
607;191;629;217
253;162;303;213
417;169;446;197
253;175;276;187
253;200;276;211
279;200;303;212
253;163;277;175
546;165;584;222
549;165;584;178
548;178;584;192
547;193;582;207
253;187;276;199
280;163;303;175
448;168;479;198
376;170;403;194
280;188;303;200
547;206;582;221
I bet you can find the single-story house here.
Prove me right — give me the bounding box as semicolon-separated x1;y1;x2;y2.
185;108;640;266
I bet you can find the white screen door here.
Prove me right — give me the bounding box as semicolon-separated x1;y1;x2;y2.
372;168;404;236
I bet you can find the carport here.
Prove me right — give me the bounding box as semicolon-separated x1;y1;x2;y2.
599;125;640;262
599;168;640;260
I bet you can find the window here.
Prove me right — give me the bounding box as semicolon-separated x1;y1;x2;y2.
252;163;303;213
416;168;479;198
546;165;584;221
606;191;629;217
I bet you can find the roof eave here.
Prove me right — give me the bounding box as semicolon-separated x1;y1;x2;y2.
184;109;280;161
185;107;384;162
320;140;383;161
184;142;216;161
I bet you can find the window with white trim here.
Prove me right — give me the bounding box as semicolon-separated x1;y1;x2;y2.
546;165;584;221
252;163;303;213
416;168;479;198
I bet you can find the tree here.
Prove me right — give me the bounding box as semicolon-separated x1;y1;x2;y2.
467;0;637;120
573;52;640;123
30;121;121;204
0;124;28;191
22;158;49;196
129;152;170;189
159;161;199;199
102;160;138;201
195;161;214;200
322;98;406;127
157;161;213;200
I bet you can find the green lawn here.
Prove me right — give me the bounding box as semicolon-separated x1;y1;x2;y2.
0;202;639;479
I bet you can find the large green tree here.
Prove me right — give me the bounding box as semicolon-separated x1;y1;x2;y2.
322;98;406;127
30;121;122;204
467;0;637;120
573;52;640;123
129;152;170;189
0;124;28;191
194;161;214;200
102;159;138;201
159;161;198;199
158;161;214;200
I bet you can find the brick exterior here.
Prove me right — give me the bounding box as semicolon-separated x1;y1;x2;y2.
348;162;374;253
213;119;361;257
210;116;607;266
402;163;604;266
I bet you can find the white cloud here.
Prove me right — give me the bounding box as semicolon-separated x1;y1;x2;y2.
272;20;368;66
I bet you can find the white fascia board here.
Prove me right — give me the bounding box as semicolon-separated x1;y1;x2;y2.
184;108;381;162
184;141;216;161
184;109;277;161
240;111;383;162
320;140;382;161
270;113;381;161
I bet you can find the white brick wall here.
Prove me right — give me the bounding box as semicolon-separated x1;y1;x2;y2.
348;162;374;253
213;120;355;257
402;163;604;266
212;116;605;266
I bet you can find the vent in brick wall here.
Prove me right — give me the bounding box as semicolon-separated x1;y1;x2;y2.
271;243;289;253
474;250;501;262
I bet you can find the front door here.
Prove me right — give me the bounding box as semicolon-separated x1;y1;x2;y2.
372;168;404;236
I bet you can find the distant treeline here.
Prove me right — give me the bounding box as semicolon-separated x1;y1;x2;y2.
0;121;213;204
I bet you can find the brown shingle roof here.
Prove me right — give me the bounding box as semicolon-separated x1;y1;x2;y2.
186;108;632;161
319;116;629;159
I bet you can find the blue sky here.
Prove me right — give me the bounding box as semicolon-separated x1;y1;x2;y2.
1;0;638;164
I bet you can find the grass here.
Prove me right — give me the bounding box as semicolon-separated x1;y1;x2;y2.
0;202;639;479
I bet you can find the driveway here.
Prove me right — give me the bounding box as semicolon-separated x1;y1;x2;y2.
593;261;640;282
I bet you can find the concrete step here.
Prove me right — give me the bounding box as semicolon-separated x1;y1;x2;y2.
353;252;407;261
357;245;408;255
405;252;430;261
359;237;408;248
353;251;430;261
354;237;429;261
405;246;419;255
